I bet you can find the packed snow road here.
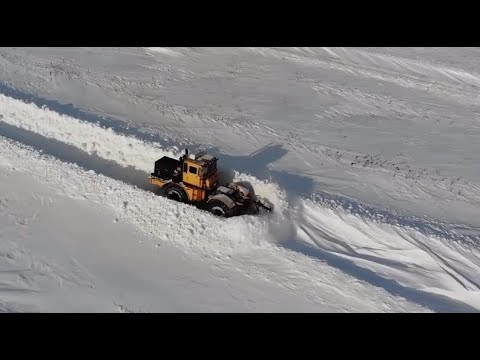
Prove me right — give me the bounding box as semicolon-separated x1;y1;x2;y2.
1;93;480;312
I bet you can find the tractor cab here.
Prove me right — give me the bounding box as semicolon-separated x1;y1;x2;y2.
149;148;273;216
180;149;219;190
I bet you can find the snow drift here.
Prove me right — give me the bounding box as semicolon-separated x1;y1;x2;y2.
0;135;431;312
1;92;480;311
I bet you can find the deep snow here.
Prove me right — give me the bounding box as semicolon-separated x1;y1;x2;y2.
1;47;479;226
1;47;480;312
0;136;432;312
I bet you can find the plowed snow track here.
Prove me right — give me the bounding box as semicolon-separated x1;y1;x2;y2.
1;93;480;312
0;136;430;312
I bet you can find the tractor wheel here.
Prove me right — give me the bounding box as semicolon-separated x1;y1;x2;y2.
164;184;187;203
207;199;231;217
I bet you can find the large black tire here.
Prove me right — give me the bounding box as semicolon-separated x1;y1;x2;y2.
207;199;231;217
163;184;187;203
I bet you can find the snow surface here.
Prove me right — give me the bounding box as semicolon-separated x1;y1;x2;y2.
0;137;430;312
1;47;480;312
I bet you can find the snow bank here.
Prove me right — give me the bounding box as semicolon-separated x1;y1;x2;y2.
0;136;430;312
0;94;179;172
0;94;289;212
2;92;479;311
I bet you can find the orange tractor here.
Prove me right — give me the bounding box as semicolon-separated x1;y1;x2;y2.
149;149;273;217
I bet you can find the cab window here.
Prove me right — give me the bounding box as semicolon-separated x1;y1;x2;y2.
189;166;197;175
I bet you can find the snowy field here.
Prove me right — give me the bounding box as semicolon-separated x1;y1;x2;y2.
1;47;479;312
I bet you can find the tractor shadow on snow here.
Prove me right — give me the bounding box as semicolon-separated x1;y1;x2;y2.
186;143;315;201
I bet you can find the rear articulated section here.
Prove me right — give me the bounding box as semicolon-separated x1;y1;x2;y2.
205;184;274;217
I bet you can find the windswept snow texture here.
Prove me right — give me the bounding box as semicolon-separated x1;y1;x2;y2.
1;47;480;312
